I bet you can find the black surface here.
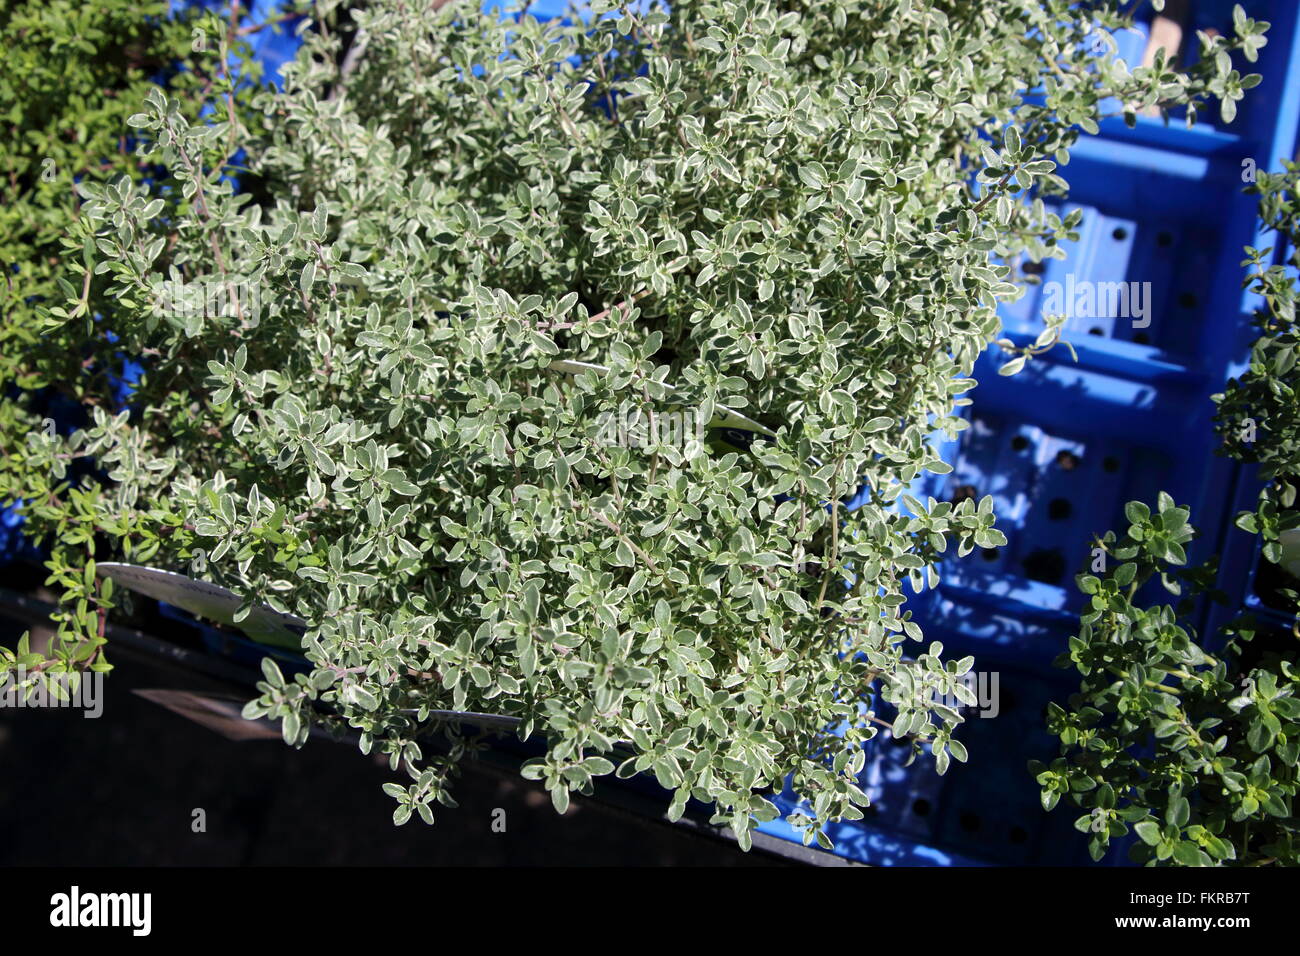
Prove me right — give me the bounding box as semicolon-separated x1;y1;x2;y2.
0;606;788;867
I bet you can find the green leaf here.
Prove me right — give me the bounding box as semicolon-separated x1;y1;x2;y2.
1124;501;1150;525
261;657;285;688
1171;842;1207;866
551;785;570;815
1134;820;1162;846
998;355;1027;376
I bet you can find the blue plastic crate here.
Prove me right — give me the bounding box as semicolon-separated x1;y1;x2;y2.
761;0;1300;866
1208;200;1300;644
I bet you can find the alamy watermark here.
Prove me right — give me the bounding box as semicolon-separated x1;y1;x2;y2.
912;670;1001;719
595;407;707;450
1041;274;1153;329
0;667;104;718
50;886;150;936
151;275;262;328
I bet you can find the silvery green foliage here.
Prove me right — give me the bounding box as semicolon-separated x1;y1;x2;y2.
58;0;1261;848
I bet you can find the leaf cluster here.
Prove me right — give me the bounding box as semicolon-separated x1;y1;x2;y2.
4;0;1264;847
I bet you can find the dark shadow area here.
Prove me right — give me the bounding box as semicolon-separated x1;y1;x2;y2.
0;611;785;867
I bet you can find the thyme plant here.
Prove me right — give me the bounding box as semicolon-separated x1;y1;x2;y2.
0;1;261;667
5;0;1265;847
1035;164;1300;867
